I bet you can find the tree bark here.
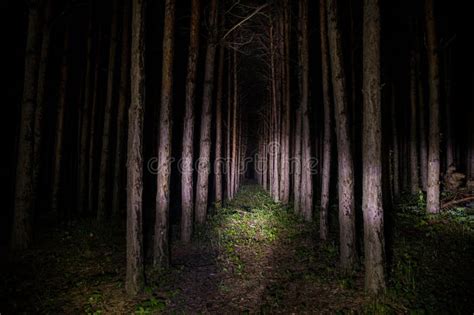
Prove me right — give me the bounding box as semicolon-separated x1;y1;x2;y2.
51;29;70;217
390;84;400;197
98;0;120;222
195;0;218;224
425;0;440;214
32;0;53;211
215;43;225;209
362;0;385;293
320;0;331;240
181;0;200;243
326;0;356;271
409;52;419;194
11;0;42;250
417;47;428;191
78;1;94;214
154;0;175;267
126;0;145;295
112;0;132;219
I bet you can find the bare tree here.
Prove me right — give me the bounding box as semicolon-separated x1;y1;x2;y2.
326;0;356;271
154;0;175;267
181;0;200;243
362;0;385;293
215;43;225;209
126;0;145;295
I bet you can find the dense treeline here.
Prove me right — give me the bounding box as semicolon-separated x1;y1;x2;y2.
4;0;473;300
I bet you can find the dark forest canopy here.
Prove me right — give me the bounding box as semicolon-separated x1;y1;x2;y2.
1;0;474;313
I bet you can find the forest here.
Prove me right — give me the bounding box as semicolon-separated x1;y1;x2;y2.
1;0;474;313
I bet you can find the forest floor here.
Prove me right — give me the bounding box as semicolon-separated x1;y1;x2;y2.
1;184;474;314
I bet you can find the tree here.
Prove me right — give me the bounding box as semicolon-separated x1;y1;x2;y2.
11;0;42;250
77;1;94;214
51;28;70;217
195;0;219;224
409;52;420;194
33;0;53;210
181;0;200;243
362;0;385;293
215;43;225;209
126;0;146;295
326;0;357;271
112;0;132;218
319;0;331;240
98;0;120;222
154;0;175;267
425;0;440;214
390;84;400;197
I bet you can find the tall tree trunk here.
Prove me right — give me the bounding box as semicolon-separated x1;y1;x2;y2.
417;48;428;191
195;0;218;224
279;0;291;204
78;1;94;214
269;22;279;201
215;43;225;209
362;0;385;293
226;54;232;199
181;0;200;243
88;29;103;214
126;0;145;295
326;0;356;271
51;29;70;217
409;52;419;194
97;0;119;222
299;0;313;221
320;0;331;240
425;0;440;214
112;0;132;219
444;47;454;169
32;0;53;210
390;84;400;197
154;0;175;267
11;0;42;250
231;49;238;199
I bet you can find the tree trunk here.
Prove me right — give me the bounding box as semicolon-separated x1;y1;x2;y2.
88;29;103;214
226;54;232;199
417;48;428;191
181;0;200;243
51;29;70;216
320;0;331;240
231;49;238;199
11;0;42;250
362;0;385;293
112;0;132;219
154;0;175;267
126;0;145;295
299;0;312;222
425;0;440;214
326;0;356;271
409;52;419;194
195;0;218;224
444;47;454;169
215;43;225;209
32;0;53;211
98;0;119;222
390;84;400;197
78;1;94;214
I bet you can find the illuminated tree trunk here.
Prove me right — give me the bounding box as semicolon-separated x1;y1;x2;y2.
78;1;94;214
327;0;356;271
231;49;238;199
98;0;119;222
362;0;385;293
154;0;175;267
215;43;225;209
226;55;232;199
126;0;145;295
425;0;440;214
51;30;70;216
33;0;53;209
181;0;200;243
409;52;419;194
112;0;131;218
299;0;312;221
195;0;218;224
320;0;331;240
11;0;42;250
